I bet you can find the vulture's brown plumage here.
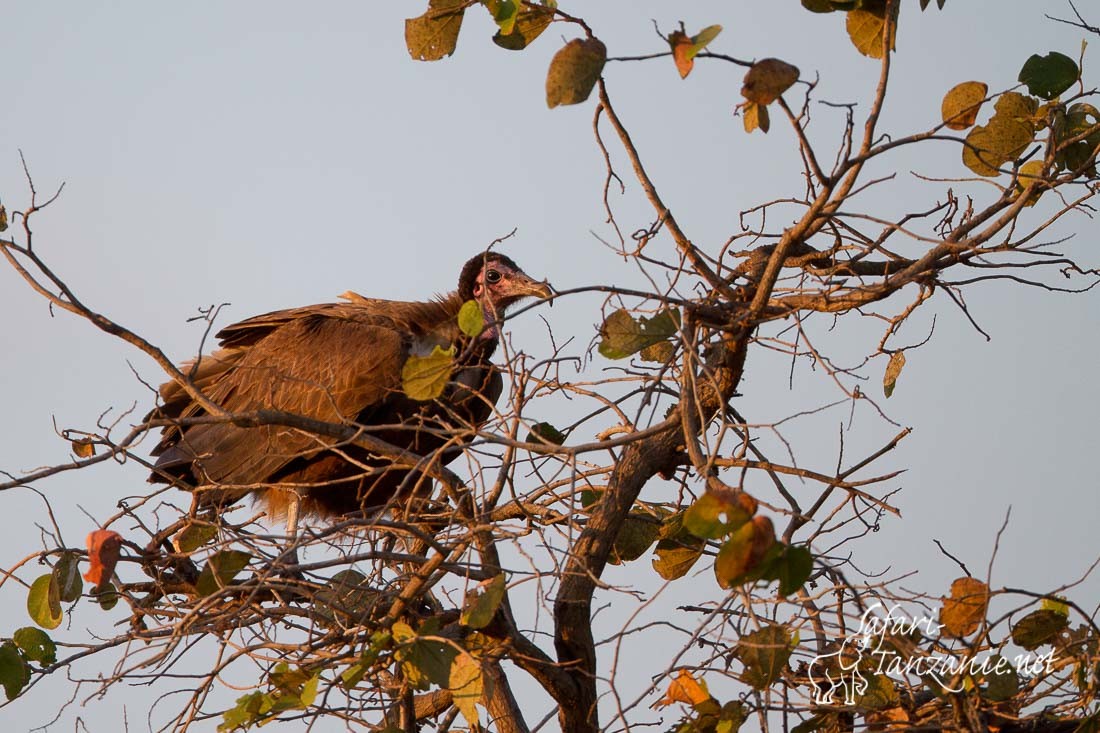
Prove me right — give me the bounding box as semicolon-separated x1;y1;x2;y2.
149;252;551;520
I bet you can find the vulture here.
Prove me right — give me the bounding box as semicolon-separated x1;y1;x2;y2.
148;252;552;521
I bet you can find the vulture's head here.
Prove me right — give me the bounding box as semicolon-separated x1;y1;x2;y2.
458;253;553;319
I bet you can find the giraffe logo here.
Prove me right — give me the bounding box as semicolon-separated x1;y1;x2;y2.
807;626;874;705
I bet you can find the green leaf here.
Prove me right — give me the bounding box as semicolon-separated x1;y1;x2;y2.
1019;51;1079;100
984;655;1019;701
527;421;566;445
53;551;83;603
715;700;748;732
546;37;606;108
0;642;29;701
856;674;898;709
846;0;897;59
457;299;484;338
482;0;518;35
1011;609;1068;650
401;344;456;401
690;25;722;55
300;674;319;707
1041;596;1070;617
219;691;265;732
405;0;466;62
771;544;813;596
609;511;661;564
1058;103;1100;176
461;573;507;629
396;626;457;690
449;653;484;728
92;582;119;610
652;512;706;580
27;573;63;630
269;662;310;695
598;308;680;359
13;627;56;666
174;522;218;553
883;351;905;398
492;3;554;50
341;631;392;690
684;492;751;540
196;550;251;597
315;570;386;629
735;624;793;689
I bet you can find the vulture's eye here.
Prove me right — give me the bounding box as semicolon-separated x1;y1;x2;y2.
485;269;502;284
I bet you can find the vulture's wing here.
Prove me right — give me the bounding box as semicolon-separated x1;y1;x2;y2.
153;311;408;504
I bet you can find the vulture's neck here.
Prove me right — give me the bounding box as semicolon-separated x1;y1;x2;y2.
340;290;501;356
424;292;500;358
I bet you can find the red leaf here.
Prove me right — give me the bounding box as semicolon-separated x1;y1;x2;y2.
83;529;122;589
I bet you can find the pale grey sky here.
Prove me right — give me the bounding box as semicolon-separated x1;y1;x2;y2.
0;3;1096;730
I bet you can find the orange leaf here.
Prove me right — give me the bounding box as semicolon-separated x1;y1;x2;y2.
940;576;990;638
71;439;95;458
667;25;722;80
669;31;694;79
748;515;776;569
83;529;122;588
653;669;712;708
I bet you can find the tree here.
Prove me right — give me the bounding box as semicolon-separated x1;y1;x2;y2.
0;2;1098;731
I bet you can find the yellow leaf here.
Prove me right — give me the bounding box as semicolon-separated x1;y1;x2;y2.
743;101;770;134
942;81;988;130
404;0;466;62
994;92;1040;126
962;125;1003;177
457;299;484;337
401;345;456;401
449;653;484;728
492;4;554;51
883;351;906;398
846;0;898;59
1016;160;1046;206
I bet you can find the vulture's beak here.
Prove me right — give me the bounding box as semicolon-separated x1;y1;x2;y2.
514;274;555;303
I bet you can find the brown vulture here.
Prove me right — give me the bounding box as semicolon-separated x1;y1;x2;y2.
148;252;551;521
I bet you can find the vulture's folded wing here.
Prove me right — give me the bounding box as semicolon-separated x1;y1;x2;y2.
152;314;408;503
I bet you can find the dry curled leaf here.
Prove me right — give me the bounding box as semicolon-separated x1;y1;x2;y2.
741;58;800;105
